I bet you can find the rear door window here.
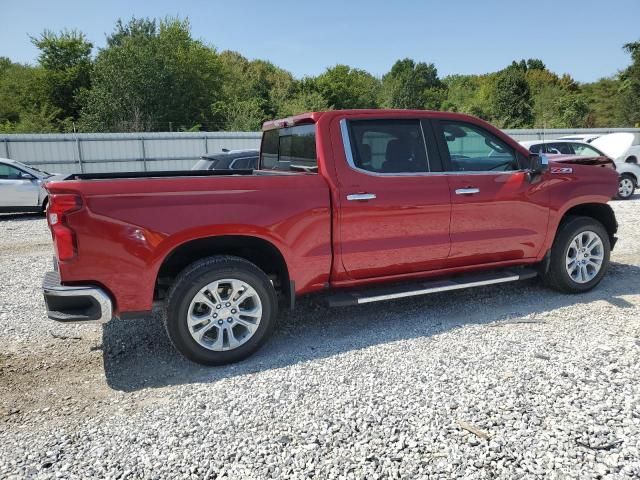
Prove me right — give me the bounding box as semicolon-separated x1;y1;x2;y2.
230;157;258;169
260;124;317;172
346;119;429;174
547;143;574;155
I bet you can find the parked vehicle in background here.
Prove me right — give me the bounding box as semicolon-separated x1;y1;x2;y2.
590;133;640;200
557;134;600;143
519;140;606;156
520;139;640;200
591;133;640;165
42;110;619;366
191;150;259;171
0;158;62;213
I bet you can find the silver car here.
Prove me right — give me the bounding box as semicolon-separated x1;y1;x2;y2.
0;158;61;213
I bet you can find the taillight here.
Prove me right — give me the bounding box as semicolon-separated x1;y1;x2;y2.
48;194;82;261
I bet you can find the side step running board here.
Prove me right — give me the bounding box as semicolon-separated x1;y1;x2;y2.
326;268;537;307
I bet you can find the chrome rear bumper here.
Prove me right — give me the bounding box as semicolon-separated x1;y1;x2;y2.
42;271;112;324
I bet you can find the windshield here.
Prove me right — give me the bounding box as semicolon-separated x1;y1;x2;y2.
572;143;605;157
11;160;51;177
192;158;218;170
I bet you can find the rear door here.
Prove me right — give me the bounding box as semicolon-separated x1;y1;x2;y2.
433;119;549;266
0;163;39;207
334;117;451;279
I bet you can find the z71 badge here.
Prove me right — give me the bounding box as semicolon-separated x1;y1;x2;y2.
551;167;573;174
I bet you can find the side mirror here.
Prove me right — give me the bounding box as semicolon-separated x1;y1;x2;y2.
530;153;549;174
19;171;36;180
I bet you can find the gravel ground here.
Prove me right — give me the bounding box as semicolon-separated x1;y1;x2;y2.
1;198;639;479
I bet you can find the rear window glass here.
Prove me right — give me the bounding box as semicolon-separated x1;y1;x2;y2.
231;156;258;169
260;124;317;172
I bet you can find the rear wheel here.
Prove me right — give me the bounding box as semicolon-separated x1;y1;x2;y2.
164;256;278;365
617;174;635;200
542;216;610;293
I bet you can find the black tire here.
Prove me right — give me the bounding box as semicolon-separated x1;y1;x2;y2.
164;255;278;365
41;197;49;215
617;173;636;200
542;216;610;293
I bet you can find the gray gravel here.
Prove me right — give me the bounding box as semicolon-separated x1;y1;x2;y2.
1;198;640;479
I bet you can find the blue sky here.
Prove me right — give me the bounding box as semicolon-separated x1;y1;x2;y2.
2;0;639;82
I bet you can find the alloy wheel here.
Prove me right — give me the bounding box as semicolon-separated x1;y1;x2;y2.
186;279;262;351
565;230;604;284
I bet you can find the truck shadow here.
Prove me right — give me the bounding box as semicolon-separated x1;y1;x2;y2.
102;261;640;392
0;212;43;221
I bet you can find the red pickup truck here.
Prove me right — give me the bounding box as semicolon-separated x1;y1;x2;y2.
43;110;619;365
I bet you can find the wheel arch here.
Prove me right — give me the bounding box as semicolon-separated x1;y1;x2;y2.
620;170;638;185
558;203;618;248
155;235;292;308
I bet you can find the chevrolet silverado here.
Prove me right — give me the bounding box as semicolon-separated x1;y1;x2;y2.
42;110;619;365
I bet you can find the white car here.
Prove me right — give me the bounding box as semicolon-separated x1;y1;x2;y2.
591;133;640;200
519;139;605;156
519;139;640;200
0;158;62;213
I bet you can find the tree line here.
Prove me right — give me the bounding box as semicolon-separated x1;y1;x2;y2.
1;17;639;133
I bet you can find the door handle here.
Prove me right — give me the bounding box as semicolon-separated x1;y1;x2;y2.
347;193;377;201
455;188;480;195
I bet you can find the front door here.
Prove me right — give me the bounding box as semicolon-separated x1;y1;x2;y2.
334;117;451;280
433;120;549;267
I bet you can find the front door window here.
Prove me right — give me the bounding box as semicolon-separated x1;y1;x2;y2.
441;122;518;172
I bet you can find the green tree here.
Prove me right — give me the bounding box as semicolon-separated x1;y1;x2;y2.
214;51;295;129
315;65;380;109
620;40;640;126
581;77;623;127
442;75;486;115
380;58;444;109
554;95;590;127
212;98;265;131
278;87;329;117
0;104;62;133
31;29;93;121
526;58;546;71
107;17;157;47
0;56;13;74
491;67;533;127
80;17;222;132
0;61;58;131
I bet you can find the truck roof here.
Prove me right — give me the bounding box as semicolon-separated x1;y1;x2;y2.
261;109;493;131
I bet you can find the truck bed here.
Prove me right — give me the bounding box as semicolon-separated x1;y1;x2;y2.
65;169;254;181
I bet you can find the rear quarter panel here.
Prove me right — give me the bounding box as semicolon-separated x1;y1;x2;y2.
47;174;331;313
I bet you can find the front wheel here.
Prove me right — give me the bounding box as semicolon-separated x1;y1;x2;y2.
164;256;278;365
542;216;611;293
617;174;636;200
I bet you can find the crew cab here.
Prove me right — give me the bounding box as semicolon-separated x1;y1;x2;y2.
42;110;619;365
